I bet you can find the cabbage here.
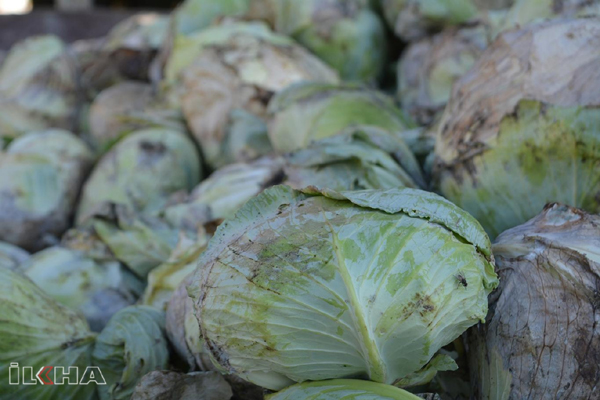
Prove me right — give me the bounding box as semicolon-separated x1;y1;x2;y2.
19;246;143;331
164;21;338;168
0;129;94;250
190;185;497;390
0;268;96;400
164;156;285;228
0;241;29;270
433;19;600;238
397;26;487;126
283;126;425;191
76;128;202;224
0;36;79;138
92;306;170;400
274;0;387;82
88;82;156;150
469;203;600;399
267;82;414;153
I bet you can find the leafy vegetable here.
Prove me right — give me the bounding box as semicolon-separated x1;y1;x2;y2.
93;306;170;400
0;268;96;400
190;185;497;390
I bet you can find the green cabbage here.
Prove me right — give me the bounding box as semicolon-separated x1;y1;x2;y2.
284;126;425;191
267;82;414;153
190;185;497;390
0;36;79;138
19;247;143;331
0;268;96;400
76;128;201;224
0;129;94;250
164;156;285;227
274;0;387;82
88;82;155;150
92;306;170;400
397;26;487;126
0;241;29;270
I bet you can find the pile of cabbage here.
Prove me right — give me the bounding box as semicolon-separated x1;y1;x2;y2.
1;1;599;399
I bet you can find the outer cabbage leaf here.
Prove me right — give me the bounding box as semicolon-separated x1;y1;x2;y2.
143;232;209;310
0;268;96;400
166;274;213;371
192;185;497;390
92;306;169;400
469;203;600;399
266;379;422;400
164;156;285;227
0;241;29;270
92;209;183;279
284;126;425;191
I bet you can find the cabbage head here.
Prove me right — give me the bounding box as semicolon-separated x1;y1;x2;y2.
433;19;600;238
469;203;600;399
190;185;498;390
268;82;414;153
164;21;337;168
0;35;79;138
76;128;201;224
19;246;143;331
0;129;94;250
274;0;387;82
